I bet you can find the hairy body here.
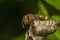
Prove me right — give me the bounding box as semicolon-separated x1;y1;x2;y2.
22;14;59;40
25;20;58;40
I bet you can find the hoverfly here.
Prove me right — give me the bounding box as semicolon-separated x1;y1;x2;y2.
22;14;59;40
24;19;59;40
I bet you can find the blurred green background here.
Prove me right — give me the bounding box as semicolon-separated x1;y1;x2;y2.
0;0;60;40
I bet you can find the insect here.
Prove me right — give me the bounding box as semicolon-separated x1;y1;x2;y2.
22;14;59;40
25;20;59;40
22;14;48;28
